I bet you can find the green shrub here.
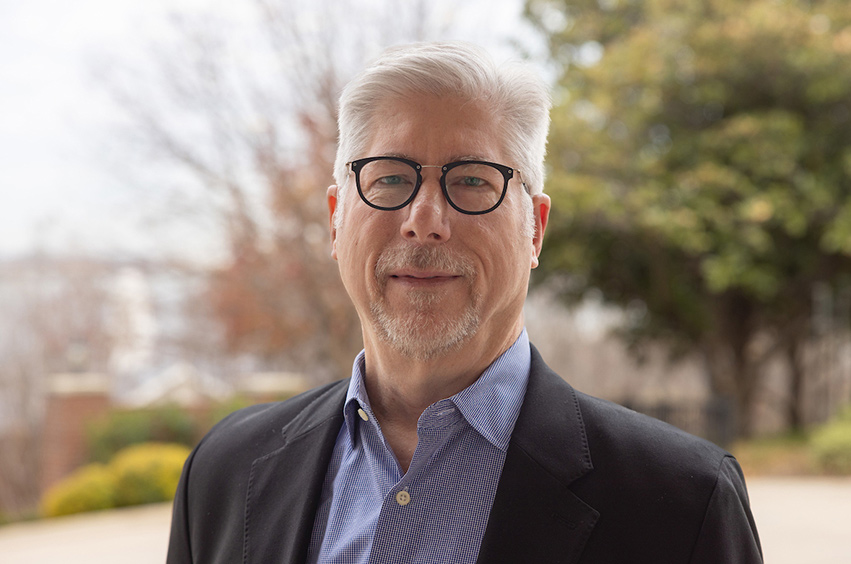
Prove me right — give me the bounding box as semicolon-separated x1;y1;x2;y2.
41;464;118;517
86;406;197;463
112;443;191;506
732;432;815;476
40;442;191;517
834;406;851;423
811;411;851;474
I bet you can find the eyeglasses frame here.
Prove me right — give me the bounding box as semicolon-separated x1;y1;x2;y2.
347;156;526;216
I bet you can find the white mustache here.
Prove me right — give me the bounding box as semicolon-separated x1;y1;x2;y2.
375;245;475;282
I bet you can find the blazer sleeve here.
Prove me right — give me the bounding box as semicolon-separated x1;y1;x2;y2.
166;445;198;563
688;456;763;563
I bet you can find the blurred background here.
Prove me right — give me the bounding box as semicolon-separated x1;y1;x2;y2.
1;0;850;551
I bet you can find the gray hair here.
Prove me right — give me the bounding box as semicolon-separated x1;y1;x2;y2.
334;41;551;219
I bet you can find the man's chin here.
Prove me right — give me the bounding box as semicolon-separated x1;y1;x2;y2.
369;305;479;362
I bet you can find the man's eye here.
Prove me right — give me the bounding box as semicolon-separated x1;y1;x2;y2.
461;176;486;187
450;176;491;190
378;175;405;185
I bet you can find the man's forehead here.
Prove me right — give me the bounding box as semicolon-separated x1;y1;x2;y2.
362;93;506;162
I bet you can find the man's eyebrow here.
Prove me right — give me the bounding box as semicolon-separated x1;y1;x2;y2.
452;155;490;162
377;153;491;162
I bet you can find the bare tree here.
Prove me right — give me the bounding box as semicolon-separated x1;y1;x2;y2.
99;0;466;380
0;256;113;518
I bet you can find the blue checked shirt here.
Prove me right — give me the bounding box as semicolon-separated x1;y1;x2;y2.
306;330;531;564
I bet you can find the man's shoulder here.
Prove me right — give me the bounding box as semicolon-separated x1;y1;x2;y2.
530;358;746;530
527;345;731;479
193;379;348;464
526;350;760;560
575;389;730;473
222;379;347;429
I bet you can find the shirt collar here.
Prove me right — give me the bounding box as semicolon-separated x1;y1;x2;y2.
342;329;531;452
449;329;530;451
342;351;373;444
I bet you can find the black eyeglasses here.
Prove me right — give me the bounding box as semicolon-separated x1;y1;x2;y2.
347;156;525;215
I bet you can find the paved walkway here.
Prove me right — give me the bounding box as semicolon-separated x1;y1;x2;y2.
0;477;849;562
0;503;172;564
748;477;851;564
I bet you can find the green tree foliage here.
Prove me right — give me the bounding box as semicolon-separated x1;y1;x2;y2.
527;0;851;435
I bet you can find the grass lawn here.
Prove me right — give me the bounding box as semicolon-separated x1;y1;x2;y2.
731;433;819;477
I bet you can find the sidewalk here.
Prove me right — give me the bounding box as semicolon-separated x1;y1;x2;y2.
747;477;851;564
0;503;172;564
0;477;849;563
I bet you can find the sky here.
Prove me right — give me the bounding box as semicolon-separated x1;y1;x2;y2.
1;0;186;259
0;0;539;264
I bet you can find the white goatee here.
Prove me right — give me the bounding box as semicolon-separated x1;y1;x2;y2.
370;245;480;361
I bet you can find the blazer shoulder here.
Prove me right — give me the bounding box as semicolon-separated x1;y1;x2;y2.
527;343;729;479
168;379;348;563
196;378;349;457
575;389;730;474
571;391;760;561
503;345;760;562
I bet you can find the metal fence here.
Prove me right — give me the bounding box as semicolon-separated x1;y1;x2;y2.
623;398;737;448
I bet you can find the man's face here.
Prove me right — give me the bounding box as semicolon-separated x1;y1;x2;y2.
329;92;549;361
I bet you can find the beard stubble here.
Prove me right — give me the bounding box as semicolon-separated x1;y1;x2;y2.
370;244;480;361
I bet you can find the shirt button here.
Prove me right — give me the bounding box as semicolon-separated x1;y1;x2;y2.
395;490;411;506
357;408;369;422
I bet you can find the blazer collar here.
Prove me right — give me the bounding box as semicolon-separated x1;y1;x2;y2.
476;345;599;563
244;379;348;564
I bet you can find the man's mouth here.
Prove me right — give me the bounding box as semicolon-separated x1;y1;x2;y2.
391;270;457;278
389;271;460;284
375;244;475;288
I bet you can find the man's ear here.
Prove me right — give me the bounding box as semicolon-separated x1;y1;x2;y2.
530;193;550;269
327;185;339;260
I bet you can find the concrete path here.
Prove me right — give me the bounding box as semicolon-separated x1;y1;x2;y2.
0;477;849;563
0;503;172;564
748;477;851;564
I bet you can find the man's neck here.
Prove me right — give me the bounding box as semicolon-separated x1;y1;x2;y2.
359;320;523;471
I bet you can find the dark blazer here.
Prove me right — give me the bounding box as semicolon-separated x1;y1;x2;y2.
167;345;762;563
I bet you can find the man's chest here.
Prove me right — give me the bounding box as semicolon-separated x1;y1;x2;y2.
307;405;508;564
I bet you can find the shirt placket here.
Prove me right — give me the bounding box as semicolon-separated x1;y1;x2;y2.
367;400;462;564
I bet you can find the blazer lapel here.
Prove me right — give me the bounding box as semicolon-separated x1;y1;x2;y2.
244;381;347;564
477;346;600;564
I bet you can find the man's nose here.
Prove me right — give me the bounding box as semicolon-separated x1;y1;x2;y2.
399;177;451;243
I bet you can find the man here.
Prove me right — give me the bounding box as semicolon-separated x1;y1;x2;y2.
167;42;762;563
